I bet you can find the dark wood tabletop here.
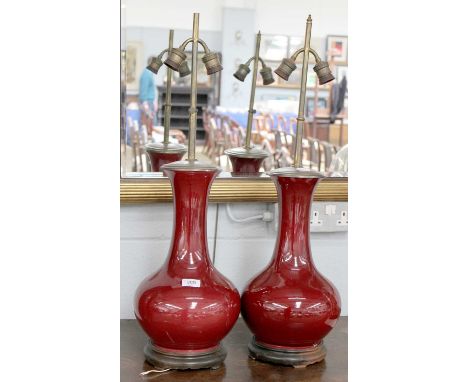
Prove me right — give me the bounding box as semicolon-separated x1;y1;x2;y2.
121;317;347;382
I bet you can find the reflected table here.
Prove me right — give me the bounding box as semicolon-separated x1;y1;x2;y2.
121;317;347;382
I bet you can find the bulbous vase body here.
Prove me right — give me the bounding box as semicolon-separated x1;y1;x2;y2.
241;174;341;367
134;163;241;369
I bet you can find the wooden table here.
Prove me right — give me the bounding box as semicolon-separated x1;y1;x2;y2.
121;317;347;382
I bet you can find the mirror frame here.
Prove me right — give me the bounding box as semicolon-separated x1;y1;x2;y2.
120;177;347;203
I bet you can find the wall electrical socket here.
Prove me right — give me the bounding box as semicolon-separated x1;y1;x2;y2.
309;202;348;232
272;202;348;233
311;211;323;226
337;210;348;226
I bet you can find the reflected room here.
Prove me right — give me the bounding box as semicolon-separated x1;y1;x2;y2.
121;0;348;178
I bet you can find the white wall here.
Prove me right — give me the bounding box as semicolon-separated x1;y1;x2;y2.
124;0;348;37
125;0;224;30
121;202;348;318
255;0;348;37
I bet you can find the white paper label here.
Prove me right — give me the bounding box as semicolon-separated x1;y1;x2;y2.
181;279;201;288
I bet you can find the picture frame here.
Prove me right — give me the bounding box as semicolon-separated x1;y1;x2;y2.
125;41;143;92
326;35;348;65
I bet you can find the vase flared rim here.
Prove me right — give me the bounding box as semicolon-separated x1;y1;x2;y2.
269;167;325;179
145;142;187;154
224;146;269;159
161;160;221;172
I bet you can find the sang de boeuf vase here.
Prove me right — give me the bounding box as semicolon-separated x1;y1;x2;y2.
241;168;341;367
134;161;241;370
225;146;269;176
145;142;187;172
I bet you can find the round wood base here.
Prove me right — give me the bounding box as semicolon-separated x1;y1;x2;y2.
143;340;226;370
248;337;327;368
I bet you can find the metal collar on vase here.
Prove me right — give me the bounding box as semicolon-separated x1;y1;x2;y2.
145;141;187;154
270;15;335;179
225;146;269;159
162;159;221;172
269;167;325;179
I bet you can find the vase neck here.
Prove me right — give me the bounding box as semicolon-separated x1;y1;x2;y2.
165;170;218;273
272;176;321;272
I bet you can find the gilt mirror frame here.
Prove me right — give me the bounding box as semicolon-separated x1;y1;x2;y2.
120;176;348;203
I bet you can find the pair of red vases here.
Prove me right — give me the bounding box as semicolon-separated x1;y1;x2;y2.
134;161;341;369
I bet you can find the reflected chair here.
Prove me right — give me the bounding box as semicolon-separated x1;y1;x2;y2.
307;137;322;171
321;141;337;171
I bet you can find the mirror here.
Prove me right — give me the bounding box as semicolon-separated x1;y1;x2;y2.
120;1;348;189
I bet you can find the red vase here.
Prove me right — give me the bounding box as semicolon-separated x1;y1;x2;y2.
134;161;241;369
145;142;187;172
225;146;269;175
241;168;341;367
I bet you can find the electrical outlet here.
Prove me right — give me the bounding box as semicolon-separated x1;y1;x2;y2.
311;210;323;226
337;210;348;226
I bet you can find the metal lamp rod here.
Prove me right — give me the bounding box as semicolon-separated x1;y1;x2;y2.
188;13;200;161
244;31;262;150
163;29;174;145
293;15;312;168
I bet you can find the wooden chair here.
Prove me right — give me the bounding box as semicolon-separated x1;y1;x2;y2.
127;117;150;172
207;115;225;163
202;110;213;153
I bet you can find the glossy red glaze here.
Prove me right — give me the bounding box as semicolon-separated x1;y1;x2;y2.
241;175;341;348
147;151;185;172
134;168;241;352
227;155;265;175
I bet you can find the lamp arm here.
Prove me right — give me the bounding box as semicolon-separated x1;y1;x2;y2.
258;57;266;68
179;38;194;51
291;47;322;63
244;56;266;68
180;38;210;54
197;39;210;53
157;48;169;60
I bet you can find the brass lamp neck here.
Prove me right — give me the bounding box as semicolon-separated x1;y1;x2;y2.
293;15;312;168
163;30;174;145
187;13;200;161
245;31;262;149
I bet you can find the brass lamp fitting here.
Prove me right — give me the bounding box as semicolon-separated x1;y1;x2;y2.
233;64;251;81
146;56;164;74
163;13;222;162
178;60;191;77
202;51;223;74
260;66;275;85
164;48;187;71
274;58;297;80
313;61;334;85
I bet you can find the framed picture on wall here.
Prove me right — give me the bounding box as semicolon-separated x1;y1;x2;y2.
125;41;143;92
326;35;348;65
